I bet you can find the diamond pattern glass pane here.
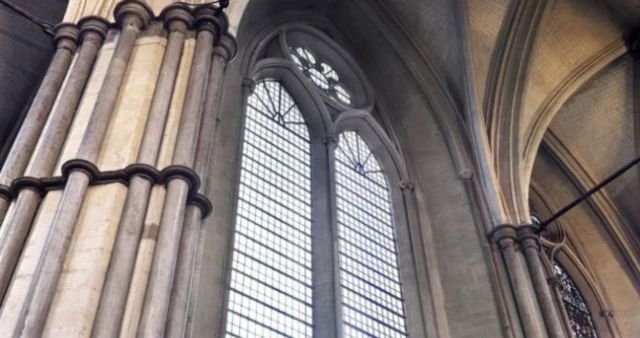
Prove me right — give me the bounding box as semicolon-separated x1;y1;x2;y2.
554;262;598;338
335;131;408;337
290;46;353;105
226;80;313;338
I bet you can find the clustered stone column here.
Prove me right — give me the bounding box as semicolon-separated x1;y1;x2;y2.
0;22;79;220
13;2;154;337
492;223;578;338
0;15;109;303
137;5;234;337
91;4;192;337
518;225;567;338
0;0;236;337
165;33;237;338
491;225;550;338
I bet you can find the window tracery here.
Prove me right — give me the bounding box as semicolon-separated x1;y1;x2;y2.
226;25;415;337
289;46;352;105
554;262;598;338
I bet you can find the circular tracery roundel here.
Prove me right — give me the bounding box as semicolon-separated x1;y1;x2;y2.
289;46;352;105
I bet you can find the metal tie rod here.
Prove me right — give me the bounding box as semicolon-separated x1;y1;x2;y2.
538;154;640;233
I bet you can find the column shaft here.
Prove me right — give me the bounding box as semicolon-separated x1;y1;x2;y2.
519;227;567;338
166;38;234;336
0;24;79;221
137;7;220;336
0;18;107;304
91;6;191;337
313;135;343;338
494;227;548;338
138;177;191;337
166;206;202;338
14;171;91;337
13;3;152;336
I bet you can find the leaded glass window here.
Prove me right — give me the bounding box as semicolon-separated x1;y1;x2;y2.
554;262;598;338
290;46;352;105
336;131;408;337
226;28;415;337
225;80;313;337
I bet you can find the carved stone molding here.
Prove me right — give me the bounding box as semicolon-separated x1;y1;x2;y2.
77;15;110;45
214;33;239;62
490;224;518;249
546;275;560;288
160;3;193;33
193;4;224;38
0;161;213;217
600;309;614;319
114;0;154;30
517;224;541;251
242;77;256;93
53;23;80;53
322;134;339;146
398;180;415;193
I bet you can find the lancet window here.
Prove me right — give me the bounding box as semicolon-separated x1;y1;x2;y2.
224;26;414;337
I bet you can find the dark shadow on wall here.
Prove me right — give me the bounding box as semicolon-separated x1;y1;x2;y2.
0;0;68;165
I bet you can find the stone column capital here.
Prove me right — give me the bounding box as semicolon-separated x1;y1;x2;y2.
214;33;238;63
114;0;154;30
398;180;415;193
77;16;110;46
160;3;193;33
322;134;339;146
53;23;79;53
547;275;560;288
491;225;518;249
600;309;614;319
517;224;541;250
242;77;256;93
193;5;224;38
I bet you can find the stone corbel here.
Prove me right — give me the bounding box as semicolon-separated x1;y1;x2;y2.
600;309;614;319
398;180;415;193
242;77;256;93
322;133;339;147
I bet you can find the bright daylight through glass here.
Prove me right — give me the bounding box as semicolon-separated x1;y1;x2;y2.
226;80;313;337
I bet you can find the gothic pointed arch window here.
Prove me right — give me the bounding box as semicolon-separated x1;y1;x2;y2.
554;261;598;338
224;25;421;338
335;131;408;337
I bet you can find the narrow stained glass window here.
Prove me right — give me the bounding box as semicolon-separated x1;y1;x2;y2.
225;80;313;338
554;262;598;338
335;131;408;337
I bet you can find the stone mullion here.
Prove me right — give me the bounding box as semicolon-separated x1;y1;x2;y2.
12;1;153;336
311;134;343;338
0;16;108;305
166;32;236;338
492;225;548;338
0;23;79;221
137;5;222;336
518;226;567;338
91;4;192;337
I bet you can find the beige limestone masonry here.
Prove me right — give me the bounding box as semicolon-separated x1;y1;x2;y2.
0;191;63;336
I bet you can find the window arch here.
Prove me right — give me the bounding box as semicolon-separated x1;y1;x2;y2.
224;24;424;337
